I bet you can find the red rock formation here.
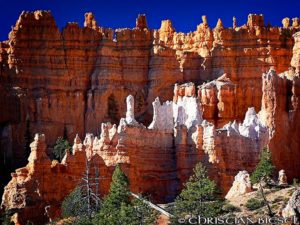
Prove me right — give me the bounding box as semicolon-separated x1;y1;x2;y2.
247;14;265;27
1;11;298;168
173;83;196;103
198;74;237;126
1;133;118;225
136;14;148;30
0;82;273;224
292;32;300;72
2;68;300;223
259;69;300;182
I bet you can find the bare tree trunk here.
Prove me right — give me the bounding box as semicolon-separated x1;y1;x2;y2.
94;163;100;210
259;181;274;218
86;160;91;218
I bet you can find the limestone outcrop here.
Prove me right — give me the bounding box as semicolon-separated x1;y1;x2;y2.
278;170;288;186
225;171;253;199
282;189;300;221
292;32;300;72
198;74;236;126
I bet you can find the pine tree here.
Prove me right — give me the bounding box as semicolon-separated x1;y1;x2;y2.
62;187;87;218
131;195;159;225
93;164;158;225
53;137;71;161
93;164;130;225
103;164;130;208
62;160;101;224
251;147;275;184
250;147;276;217
171;163;223;225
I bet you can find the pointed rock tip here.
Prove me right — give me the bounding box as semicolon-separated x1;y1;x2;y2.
136;14;148;30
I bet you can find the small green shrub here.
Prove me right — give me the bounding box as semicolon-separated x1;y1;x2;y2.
293;178;299;187
251;148;275;184
222;203;241;212
272;196;284;203
0;212;14;225
284;197;290;203
271;204;280;211
245;198;265;211
53;137;71;161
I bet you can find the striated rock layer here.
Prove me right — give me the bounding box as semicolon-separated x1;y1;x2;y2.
259;69;300;181
0;11;299;170
4;68;300;224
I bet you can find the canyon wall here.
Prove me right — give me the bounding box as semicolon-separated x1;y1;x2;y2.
0;11;299;169
260;69;300;181
4;65;300;224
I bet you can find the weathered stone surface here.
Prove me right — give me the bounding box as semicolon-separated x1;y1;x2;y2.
259;69;300;183
0;91;268;223
84;12;98;30
247;14;264;27
225;171;252;199
278;169;288;186
292;32;300;72
198;74;238;126
1;132;118;224
282;17;291;29
201;107;269;192
148;97;173;131
136;14;148;30
1;11;298;168
282;189;300;221
173;95;202;129
292;18;299;28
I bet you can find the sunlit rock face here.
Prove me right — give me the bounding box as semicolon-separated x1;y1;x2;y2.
148;97;173;131
201;106;269;193
282;189;300;219
1;79;284;224
225;170;253;199
0;11;299;169
173;96;202;129
291;32;300;73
